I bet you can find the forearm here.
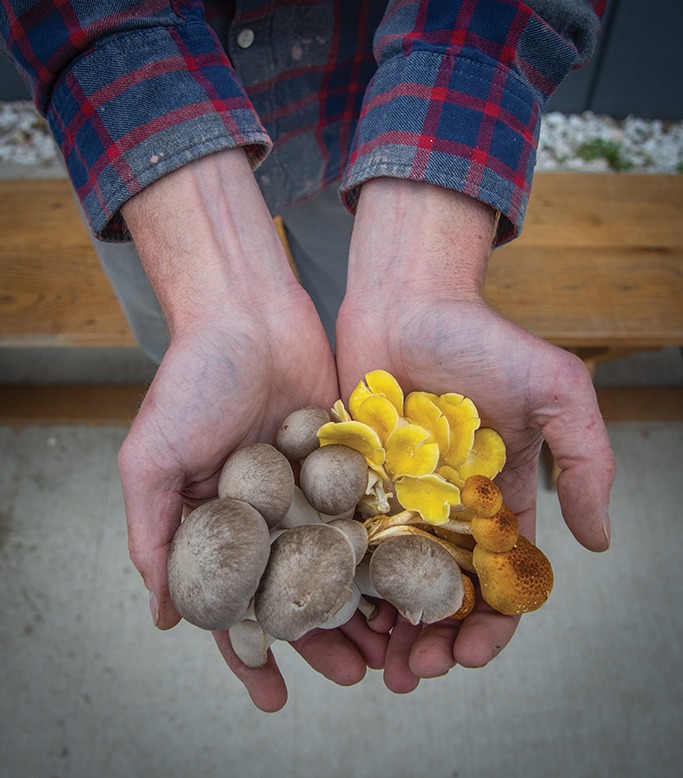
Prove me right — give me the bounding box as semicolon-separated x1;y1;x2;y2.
346;179;497;305
121;148;299;336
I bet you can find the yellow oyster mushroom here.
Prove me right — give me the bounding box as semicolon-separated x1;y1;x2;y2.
436;464;463;487
348;380;375;419
457;427;506;481
404;392;450;453
317;421;385;467
394;473;461;525
365;369;404;415
353;395;400;445
349;369;405;418
385;424;439;478
436;393;480;468
330;399;352;423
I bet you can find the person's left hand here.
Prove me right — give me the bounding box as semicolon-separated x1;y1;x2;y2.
335;178;615;693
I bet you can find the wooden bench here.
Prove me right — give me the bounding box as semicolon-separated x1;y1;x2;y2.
1;173;682;424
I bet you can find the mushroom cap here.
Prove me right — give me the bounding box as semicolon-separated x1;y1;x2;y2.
471;504;519;552
369;534;464;625
460;475;503;518
167;498;271;630
254;524;356;641
228;619;273;668
327;518;369;564
218;443;295;529
299;444;368;516
275;406;330;461
473;535;554;615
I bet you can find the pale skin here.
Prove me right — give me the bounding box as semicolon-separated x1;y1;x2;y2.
119;147;615;710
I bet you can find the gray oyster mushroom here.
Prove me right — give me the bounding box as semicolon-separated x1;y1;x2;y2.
369;534;464;625
299;444;368;516
275;406;330;460
218;443;295;529
167;498;271;631
254;523;357;641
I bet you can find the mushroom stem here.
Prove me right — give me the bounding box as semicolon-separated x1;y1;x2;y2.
278;486;322;529
354;556;381;599
363;510;422;539
357;594;378;621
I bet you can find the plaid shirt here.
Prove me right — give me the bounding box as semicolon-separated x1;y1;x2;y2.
1;1;603;244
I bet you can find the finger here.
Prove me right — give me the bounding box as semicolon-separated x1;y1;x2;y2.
408;620;459;678
118;440;183;630
538;356;616;551
452;599;520;667
213;630;288;712
292;629;367;686
383;616;422;694
339;611;390;669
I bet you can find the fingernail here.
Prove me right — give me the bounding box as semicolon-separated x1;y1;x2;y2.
602;508;611;549
149;590;159;627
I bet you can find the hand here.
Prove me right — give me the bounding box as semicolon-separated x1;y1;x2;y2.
117;150;388;711
335;178;616;693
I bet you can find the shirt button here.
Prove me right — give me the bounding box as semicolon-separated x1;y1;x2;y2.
237;28;255;49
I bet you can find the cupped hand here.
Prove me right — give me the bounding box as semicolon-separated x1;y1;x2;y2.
117;149;389;711
335;177;616;692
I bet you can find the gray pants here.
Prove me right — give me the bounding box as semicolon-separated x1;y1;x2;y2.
93;185;354;363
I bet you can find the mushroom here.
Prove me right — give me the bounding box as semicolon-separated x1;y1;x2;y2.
167;498;270;630
278;486;322;529
318;582;376;628
218;443;295;529
253;523;357;641
460;475;503;518
326;518;369;564
449;573;477;621
369;534;465;625
275;406;330;460
228;608;275;669
470;504;519;553
473;535;554;615
299;444;368;516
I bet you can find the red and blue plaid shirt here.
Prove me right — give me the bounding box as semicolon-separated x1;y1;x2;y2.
0;1;604;244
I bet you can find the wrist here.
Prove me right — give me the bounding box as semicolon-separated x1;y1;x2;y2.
345;178;496;305
121;148;299;336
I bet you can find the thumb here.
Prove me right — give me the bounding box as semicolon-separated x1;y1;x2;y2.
537;356;616;552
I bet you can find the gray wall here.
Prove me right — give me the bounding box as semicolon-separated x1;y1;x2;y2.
1;0;682;119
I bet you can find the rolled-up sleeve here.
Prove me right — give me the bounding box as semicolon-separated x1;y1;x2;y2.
0;1;271;240
341;0;604;245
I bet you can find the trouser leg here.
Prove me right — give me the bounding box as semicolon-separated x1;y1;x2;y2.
279;184;353;349
92;239;170;365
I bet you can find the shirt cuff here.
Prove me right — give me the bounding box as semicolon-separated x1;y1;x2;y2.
47;18;271;241
340;49;542;246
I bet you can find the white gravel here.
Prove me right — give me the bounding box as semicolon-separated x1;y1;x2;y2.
537;111;683;173
1;99;682;174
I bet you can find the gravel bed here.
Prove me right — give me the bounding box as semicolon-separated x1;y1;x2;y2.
1;99;682;174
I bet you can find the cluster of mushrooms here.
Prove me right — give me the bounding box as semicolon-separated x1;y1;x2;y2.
168;370;554;668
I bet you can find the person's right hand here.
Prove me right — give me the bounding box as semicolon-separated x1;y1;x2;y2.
118;149;388;711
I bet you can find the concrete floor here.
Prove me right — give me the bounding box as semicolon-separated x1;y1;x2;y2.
1;350;682;778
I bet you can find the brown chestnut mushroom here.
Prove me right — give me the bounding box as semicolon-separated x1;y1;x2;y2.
473;535;554;615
